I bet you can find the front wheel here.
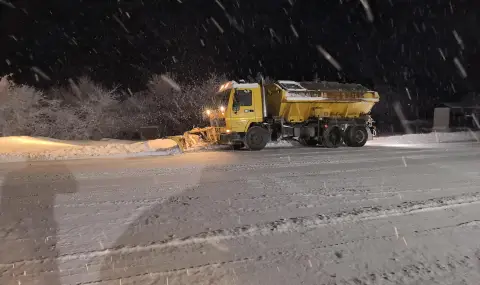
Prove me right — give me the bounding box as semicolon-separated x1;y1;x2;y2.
232;143;244;150
245;126;270;151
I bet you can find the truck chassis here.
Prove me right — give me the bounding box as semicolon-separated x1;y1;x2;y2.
220;116;372;150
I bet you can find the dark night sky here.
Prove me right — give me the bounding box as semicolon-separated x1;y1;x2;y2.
1;0;479;104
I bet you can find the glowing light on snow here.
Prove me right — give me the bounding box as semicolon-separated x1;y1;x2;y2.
366;141;439;149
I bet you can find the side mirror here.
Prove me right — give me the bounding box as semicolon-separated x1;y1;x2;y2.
232;101;240;112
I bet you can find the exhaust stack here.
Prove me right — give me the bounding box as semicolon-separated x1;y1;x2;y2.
259;76;267;119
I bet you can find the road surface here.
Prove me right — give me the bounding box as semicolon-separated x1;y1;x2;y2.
1;141;480;285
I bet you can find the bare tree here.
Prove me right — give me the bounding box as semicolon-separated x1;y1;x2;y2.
0;73;225;140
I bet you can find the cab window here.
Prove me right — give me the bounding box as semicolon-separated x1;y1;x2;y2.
233;89;252;106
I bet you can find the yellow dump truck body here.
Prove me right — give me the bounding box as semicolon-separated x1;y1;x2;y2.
202;79;380;150
265;81;380;123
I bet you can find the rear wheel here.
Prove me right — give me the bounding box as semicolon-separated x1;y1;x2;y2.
245;126;270;151
232;143;244;150
343;126;353;146
347;126;368;147
323;127;342;148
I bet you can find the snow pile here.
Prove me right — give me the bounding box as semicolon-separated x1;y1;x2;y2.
0;136;179;162
368;130;480;146
266;140;298;148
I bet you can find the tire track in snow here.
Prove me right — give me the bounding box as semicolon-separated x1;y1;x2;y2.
76;257;253;285
11;218;480;283
3;191;480;268
43;183;479;245
65;161;475;210
2;164;446;214
51;148;480;182
235;184;480;216
57;219;480;285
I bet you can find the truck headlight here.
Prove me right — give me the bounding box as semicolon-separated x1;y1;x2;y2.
219;106;225;112
205;109;211;115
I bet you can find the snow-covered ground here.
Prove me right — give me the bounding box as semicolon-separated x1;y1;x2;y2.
1;131;478;162
369;130;480;147
1;137;480;285
0;136;179;162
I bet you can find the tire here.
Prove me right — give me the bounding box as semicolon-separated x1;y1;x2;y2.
232;143;244;150
299;137;318;146
347;126;368;147
343;126;353;146
245;126;270;151
322;127;342;148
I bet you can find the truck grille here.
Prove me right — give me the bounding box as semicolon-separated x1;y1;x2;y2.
210;118;226;127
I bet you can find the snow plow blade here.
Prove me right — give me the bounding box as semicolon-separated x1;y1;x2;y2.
167;127;222;151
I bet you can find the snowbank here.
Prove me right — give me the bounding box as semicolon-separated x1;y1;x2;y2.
266;140;298;148
368;130;480;147
0;136;179;162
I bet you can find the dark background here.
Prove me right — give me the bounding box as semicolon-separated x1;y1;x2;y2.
1;0;479;110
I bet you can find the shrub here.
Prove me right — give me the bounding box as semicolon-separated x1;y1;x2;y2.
135;73;225;136
0;73;225;140
0;75;48;137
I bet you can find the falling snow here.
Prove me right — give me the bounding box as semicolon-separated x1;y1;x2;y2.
161;74;181;91
316;45;342;71
1;2;480;283
210;17;224;34
453;57;467;78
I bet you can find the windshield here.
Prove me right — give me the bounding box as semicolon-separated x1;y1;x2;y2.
214;89;231;107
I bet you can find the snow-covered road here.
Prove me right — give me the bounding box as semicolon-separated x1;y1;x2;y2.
1;141;480;285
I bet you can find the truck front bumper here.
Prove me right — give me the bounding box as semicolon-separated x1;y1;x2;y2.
219;132;244;145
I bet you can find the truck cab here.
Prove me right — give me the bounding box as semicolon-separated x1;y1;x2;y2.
206;81;265;148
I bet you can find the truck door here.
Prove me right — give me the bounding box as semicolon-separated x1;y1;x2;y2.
230;88;256;133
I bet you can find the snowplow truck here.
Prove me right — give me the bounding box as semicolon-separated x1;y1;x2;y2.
205;79;380;150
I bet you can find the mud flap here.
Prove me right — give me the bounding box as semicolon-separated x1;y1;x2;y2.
367;127;373;141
